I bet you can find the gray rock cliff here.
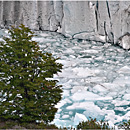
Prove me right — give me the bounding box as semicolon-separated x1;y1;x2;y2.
0;1;129;49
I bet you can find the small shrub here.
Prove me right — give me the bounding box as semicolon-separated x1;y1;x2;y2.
77;117;110;129
118;120;130;130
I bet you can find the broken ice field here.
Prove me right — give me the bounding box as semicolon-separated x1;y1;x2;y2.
1;29;130;128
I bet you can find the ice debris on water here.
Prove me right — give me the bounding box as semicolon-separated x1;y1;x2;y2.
32;31;130;128
1;29;130;128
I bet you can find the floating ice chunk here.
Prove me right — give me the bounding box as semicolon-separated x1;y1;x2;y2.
67;102;103;115
95;56;105;60
72;67;97;77
58;67;77;78
32;37;56;43
55;113;60;119
71;89;112;102
93;84;108;92
83;105;104;119
112;100;130;107
105;110;123;125
67;102;104;120
123;94;130;101
62;90;70;97
114;107;125;111
53;118;73;128
39;33;50;37
117;66;130;74
56;60;68;66
69;111;73;115
57;60;77;67
86;77;106;84
113;76;130;85
73;113;87;126
5;29;9;34
80;49;99;54
123;111;130;120
55;100;67;108
64;98;72;104
72;46;82;50
52;119;66;128
67;103;80;110
71;86;88;94
97;97;113;100
64;48;75;54
62;115;70;119
99;83;125;93
71;90;101;101
55;98;72;109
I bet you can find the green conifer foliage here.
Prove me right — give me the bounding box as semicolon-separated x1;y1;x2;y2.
0;24;63;124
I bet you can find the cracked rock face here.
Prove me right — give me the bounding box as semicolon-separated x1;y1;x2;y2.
0;1;129;49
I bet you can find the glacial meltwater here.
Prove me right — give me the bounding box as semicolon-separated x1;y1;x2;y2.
1;29;130;129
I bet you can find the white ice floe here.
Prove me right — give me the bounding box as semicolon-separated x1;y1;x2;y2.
32;37;56;43
39;33;50;37
62;90;70;97
52;119;72;128
114;107;126;111
104;110;123;129
80;49;99;54
57;59;76;67
98;83;125;93
57;68;77;78
112;100;130;107
55;100;67;108
55;113;61;119
67;102;102;113
64;48;75;54
123;111;130;120
55;98;72;109
62;115;70;119
113;76;130;85
72;67;100;77
73;113;88;126
117;66;130;74
71;90;101;101
93;84;108;92
123;94;130;101
71;86;88;94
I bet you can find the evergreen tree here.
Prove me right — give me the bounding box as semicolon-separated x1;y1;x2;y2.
0;24;63;124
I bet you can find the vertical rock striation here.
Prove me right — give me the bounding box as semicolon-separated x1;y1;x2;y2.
0;1;129;49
